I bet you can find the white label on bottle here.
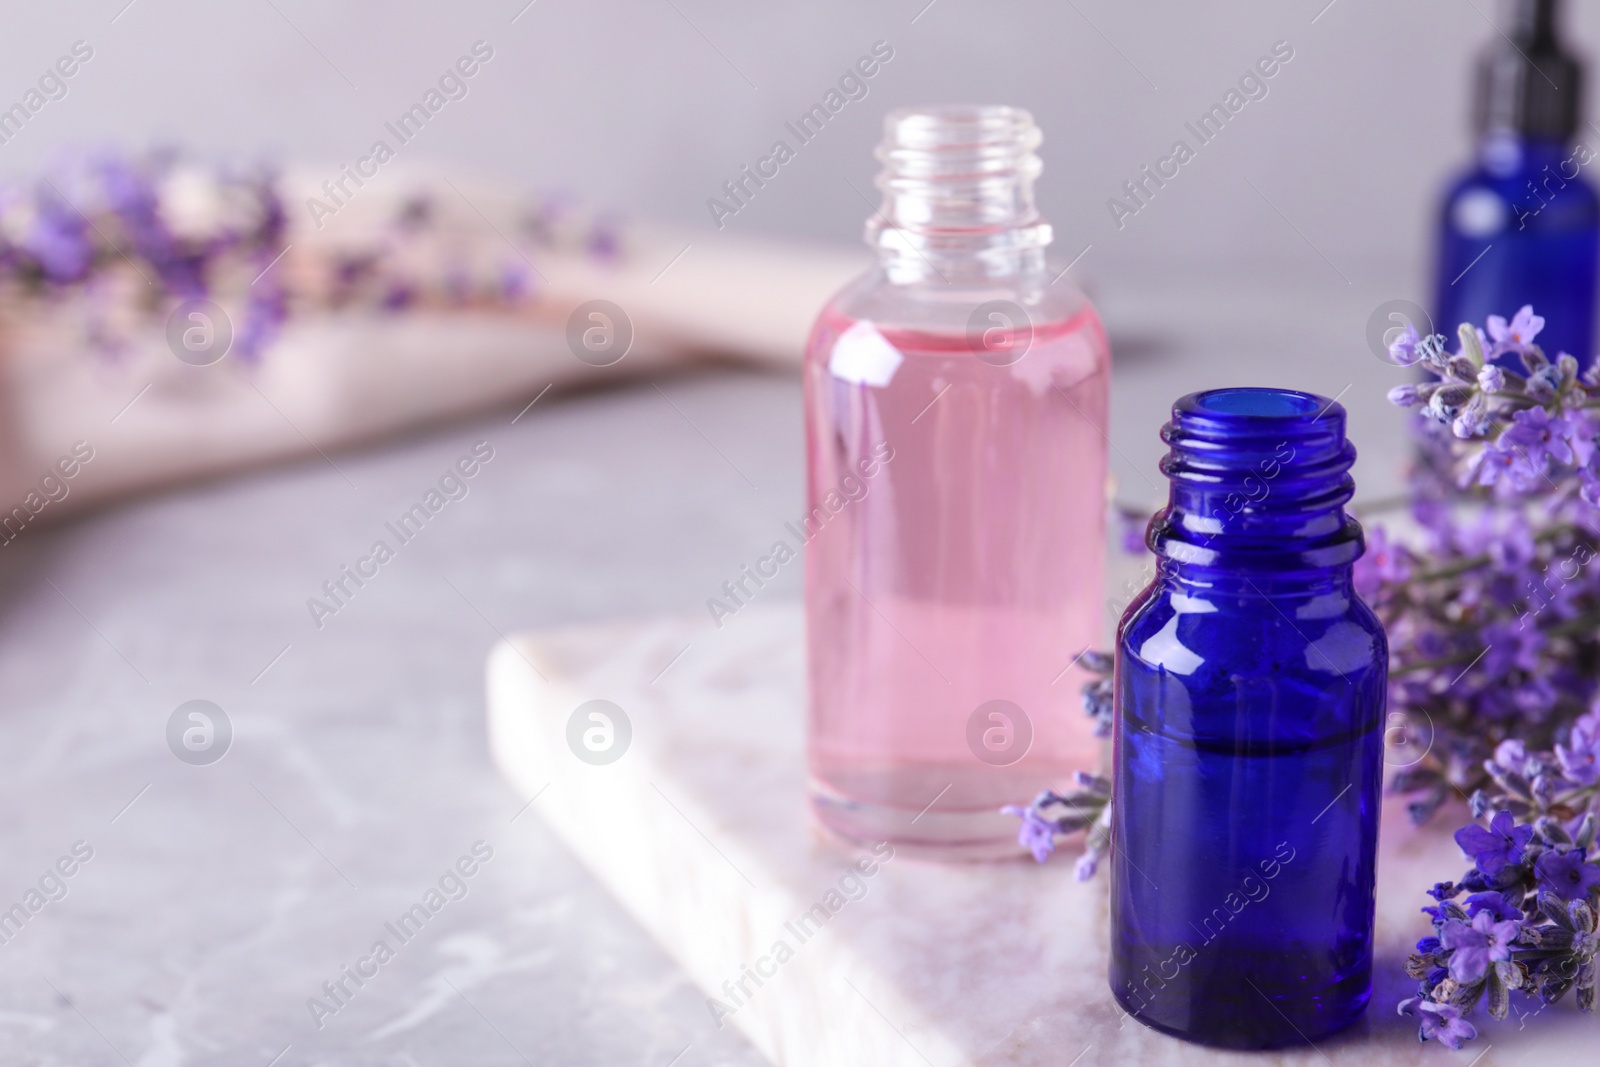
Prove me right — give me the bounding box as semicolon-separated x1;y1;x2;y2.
828;320;904;387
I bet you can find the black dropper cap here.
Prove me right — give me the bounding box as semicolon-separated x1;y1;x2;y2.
1475;0;1583;139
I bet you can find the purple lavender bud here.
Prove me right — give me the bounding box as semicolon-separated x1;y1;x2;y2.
1078;649;1113;674
1416;332;1448;370
1001;804;1058;863
1558;353;1580;385
587;218;621;262
1081;676;1114;737
1583;470;1600;507
500;261;532;301
381;283;415;310
1535;814;1573;846
1532;772;1560;805
1453;394;1490;439
1429;384;1473;422
1527;368;1559;403
1073;851;1101;881
1388;384;1421;407
1071;771;1113;797
1387;324;1421;366
1478;365;1506;393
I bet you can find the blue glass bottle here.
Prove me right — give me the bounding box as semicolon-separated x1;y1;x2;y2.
1434;0;1599;367
1109;389;1387;1049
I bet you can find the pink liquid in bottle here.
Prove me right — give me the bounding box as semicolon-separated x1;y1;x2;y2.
805;306;1109;856
803;106;1110;857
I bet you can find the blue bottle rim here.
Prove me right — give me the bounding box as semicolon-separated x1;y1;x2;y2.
1148;387;1364;571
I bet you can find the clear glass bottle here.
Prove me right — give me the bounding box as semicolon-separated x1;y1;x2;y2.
803;105;1110;858
1110;389;1387;1048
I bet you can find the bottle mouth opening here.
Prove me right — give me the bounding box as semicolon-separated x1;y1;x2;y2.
1188;388;1326;419
880;105;1039;151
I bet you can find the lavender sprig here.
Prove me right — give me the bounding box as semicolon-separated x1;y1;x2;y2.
0;150;623;362
999;773;1113;879
1402;710;1600;1047
1377;307;1600;821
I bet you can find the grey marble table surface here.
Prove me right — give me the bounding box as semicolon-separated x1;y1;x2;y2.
0;370;799;1067
0;282;1408;1066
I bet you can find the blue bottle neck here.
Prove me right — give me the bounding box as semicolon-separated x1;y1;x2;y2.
1147;388;1363;580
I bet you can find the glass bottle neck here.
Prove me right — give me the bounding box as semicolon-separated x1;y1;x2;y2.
1152;557;1358;598
1147;388;1364;577
868;106;1053;284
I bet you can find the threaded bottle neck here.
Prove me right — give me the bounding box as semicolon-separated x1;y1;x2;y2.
868;105;1052;282
1148;388;1364;574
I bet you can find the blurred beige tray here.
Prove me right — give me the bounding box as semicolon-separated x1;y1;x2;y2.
486;600;1595;1067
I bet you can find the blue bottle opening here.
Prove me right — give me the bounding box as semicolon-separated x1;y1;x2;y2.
1190;387;1321;417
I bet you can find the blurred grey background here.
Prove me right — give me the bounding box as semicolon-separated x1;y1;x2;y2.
0;0;1550;287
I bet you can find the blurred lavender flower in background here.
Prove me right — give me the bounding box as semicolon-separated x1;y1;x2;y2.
0;149;626;365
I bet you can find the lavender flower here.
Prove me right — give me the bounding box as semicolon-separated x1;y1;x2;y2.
1454;393;1492;439
1455;809;1534;876
1388;383;1421;407
1000;778;1112;869
24;196;93;282
1355;308;1600;1045
1441;910;1521;982
0;149;602;362
1400;998;1478;1049
1478;624;1544;683
1528;366;1563;403
1501;406;1573;467
1493;738;1535;777
1486;305;1545;359
1354;526;1410;599
1536;848;1600;901
1569;414;1600;468
1557;710;1600;784
1388;322;1423;366
1077;650;1115;737
1000;803;1058;863
1462;890;1524;921
1073;852;1101;881
1468;440;1542;491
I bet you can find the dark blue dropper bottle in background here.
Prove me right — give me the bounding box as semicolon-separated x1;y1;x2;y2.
1434;0;1600;367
